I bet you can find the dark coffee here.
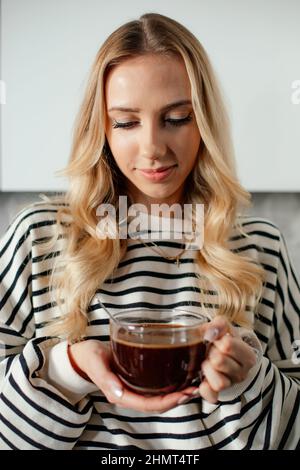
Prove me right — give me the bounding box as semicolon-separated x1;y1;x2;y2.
110;323;206;395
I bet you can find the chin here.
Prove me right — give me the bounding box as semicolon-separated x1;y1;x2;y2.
141;191;180;205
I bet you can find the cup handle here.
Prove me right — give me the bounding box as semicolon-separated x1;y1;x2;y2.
191;370;204;386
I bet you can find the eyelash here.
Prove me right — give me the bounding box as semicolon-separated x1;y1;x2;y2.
112;113;193;129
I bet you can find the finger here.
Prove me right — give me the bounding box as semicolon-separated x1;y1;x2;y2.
202;315;234;343
87;349;126;402
198;379;218;404
213;335;257;370
89;348;201;413
117;386;199;413
207;344;241;375
201;359;231;392
100;373;200;412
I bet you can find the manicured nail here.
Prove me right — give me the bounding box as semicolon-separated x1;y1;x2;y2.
204;327;220;342
110;382;124;398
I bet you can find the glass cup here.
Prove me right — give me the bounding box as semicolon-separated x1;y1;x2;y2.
109;308;208;395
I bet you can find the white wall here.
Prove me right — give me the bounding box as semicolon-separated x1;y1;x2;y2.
1;0;300;191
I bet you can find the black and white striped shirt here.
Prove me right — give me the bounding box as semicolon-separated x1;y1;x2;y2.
0;201;299;449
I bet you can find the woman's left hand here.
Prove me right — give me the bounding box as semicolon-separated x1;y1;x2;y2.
198;316;257;404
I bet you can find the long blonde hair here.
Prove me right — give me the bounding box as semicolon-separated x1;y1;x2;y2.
44;12;265;342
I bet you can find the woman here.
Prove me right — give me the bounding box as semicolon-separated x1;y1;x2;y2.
0;12;299;450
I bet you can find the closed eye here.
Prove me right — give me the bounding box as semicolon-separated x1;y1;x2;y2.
112;113;193;129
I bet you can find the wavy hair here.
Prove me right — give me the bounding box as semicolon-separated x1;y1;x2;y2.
44;12;265;342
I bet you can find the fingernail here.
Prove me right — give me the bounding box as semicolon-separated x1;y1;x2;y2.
109;382;124;398
204;327;220;342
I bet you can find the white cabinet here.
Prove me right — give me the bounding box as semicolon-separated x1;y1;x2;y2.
1;0;300;191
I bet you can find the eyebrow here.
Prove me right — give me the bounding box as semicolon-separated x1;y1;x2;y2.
108;99;192;113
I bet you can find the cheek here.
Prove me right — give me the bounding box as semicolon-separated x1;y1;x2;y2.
109;138;136;169
189;130;201;161
188;125;201;148
110;136;131;154
176;130;200;165
112;131;137;157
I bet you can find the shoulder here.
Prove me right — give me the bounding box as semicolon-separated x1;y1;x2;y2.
1;197;70;250
228;215;283;266
8;197;68;228
235;215;280;238
231;215;281;245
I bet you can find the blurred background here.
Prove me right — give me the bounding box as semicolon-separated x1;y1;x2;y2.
1;0;299;272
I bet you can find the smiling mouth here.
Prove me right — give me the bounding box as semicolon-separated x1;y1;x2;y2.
137;164;177;182
138;164;177;173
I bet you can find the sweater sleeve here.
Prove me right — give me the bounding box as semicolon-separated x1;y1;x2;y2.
38;340;98;404
0;208;93;450
204;227;300;449
260;230;300;448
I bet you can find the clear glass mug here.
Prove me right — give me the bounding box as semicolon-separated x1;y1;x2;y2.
109;308;209;395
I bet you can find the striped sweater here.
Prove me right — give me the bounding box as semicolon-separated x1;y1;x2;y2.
0;201;299;450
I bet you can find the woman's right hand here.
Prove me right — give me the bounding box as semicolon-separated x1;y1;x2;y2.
70;339;198;414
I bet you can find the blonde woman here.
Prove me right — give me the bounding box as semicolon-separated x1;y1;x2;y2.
0;13;299;450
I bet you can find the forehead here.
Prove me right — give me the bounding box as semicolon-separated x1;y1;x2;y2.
105;54;191;107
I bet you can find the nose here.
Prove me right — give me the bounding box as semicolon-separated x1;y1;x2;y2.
139;119;167;161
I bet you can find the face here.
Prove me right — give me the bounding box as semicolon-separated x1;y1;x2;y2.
105;54;201;209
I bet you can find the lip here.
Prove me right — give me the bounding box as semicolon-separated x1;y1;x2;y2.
138;164;177;182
